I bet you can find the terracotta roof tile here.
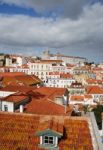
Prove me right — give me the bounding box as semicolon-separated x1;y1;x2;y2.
0;92;28;103
1;85;36;92
49;72;60;75
25;99;69;115
37;120;63;135
86;78;103;84
70;95;84;101
87;86;103;94
32;87;68;100
84;94;93;99
0;73;42;86
0;112;93;150
60;73;73;79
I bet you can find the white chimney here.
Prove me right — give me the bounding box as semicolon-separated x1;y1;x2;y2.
20;105;23;113
37;84;40;88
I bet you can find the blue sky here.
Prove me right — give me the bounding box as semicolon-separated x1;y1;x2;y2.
0;4;38;16
0;0;103;62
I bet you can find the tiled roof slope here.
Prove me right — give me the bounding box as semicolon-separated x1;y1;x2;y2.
0;112;42;150
59;119;93;150
0;92;28;103
25;99;69;115
87;86;103;94
32;87;68;100
60;73;73;79
36;120;63;135
70;95;84;101
86;78;103;84
70;95;93;101
0;112;93;150
1;85;37;92
25;87;70;115
0;73;42;86
0;72;25;76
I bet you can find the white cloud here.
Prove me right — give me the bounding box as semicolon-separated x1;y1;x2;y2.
0;2;103;62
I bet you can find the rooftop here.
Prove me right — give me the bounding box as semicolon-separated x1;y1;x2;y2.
25;98;72;115
1;85;37;93
0;92;28;103
0;73;42;86
0;112;93;150
32;87;68;100
87;86;103;94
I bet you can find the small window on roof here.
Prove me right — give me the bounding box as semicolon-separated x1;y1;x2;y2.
44;136;54;144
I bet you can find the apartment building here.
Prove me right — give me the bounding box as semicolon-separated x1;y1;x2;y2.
46;72;75;88
28;60;63;81
42;50;87;65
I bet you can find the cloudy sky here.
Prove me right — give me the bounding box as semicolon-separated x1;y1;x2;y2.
0;0;103;62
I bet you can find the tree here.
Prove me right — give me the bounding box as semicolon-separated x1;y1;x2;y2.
92;105;103;130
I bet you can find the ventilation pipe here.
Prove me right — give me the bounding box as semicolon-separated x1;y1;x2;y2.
20;105;23;113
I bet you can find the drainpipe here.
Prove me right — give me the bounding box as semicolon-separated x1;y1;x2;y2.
63;95;67;114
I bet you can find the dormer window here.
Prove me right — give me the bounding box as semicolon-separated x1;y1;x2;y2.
44;136;54;144
35;120;63;149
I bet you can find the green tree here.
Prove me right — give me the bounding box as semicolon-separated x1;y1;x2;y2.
92;105;103;130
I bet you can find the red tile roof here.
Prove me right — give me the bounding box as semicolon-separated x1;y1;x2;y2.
0;73;42;86
70;95;84;101
32;87;68;100
25;99;68;115
37;120;63;135
0;112;93;150
86;78;103;85
0;92;28;103
49;72;60;75
15;75;41;86
0;72;25;76
84;94;93;99
60;73;73;79
1;85;36;93
70;95;93;102
0;112;41;150
59;118;93;150
87;86;103;94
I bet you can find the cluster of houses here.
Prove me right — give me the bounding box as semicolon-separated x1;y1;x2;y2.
0;51;103;149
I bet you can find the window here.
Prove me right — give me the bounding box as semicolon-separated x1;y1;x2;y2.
4;105;8;111
44;136;54;144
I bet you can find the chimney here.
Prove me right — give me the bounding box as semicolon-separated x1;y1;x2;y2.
20;105;23;113
65;104;67;114
63;95;68;114
37;84;40;88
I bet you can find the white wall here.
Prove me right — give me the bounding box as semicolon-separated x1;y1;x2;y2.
46;78;75;88
0;91;16;97
69;99;96;105
1;101;14;112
